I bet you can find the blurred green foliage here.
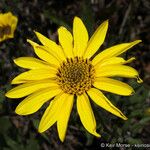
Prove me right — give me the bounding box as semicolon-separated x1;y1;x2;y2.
0;0;150;149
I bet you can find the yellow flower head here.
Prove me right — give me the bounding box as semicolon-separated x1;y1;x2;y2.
0;12;18;42
6;16;142;142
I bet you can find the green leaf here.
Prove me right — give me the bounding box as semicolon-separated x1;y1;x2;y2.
127;137;142;144
43;11;71;30
5;135;24;150
131;117;150;134
0;90;5;103
32;119;39;129
81;0;94;36
0;117;12;132
25;133;40;150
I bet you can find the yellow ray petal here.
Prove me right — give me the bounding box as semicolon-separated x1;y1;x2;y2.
93;77;134;96
14;57;52;69
92;40;141;66
15;88;62;115
34;31;66;61
0;15;5;25
27;39;39;47
87;88;127;120
5;80;58;98
95;57;135;67
38;92;67;133
11;69;57;84
35;46;61;67
95;65;143;83
77;93;100;137
10;15;18;35
73;17;89;57
123;57;136;64
84;20;108;59
27;39;60;67
57;94;74;142
58;26;74;58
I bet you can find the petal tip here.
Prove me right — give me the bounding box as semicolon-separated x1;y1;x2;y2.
132;57;136;61
15;108;20;114
57;26;66;35
13;58;17;64
136;76;143;83
27;39;39;47
5;90;15;98
74;16;80;20
74;16;82;23
11;78;22;85
130;90;135;96
123;116;128;120
121;114;128;120
38;121;48;133
58;26;65;30
93;131;101;138
138;39;142;43
33;30;37;34
15;107;24;115
34;30;41;38
5;92;9;98
105;19;109;23
11;79;16;84
134;39;142;44
102;19;109;27
26;39;31;43
59;137;65;142
38;127;44;133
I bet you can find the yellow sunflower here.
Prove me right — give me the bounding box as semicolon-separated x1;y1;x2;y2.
6;16;142;142
0;12;18;42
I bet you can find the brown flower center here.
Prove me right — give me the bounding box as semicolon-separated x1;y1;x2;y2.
0;25;11;38
56;57;95;95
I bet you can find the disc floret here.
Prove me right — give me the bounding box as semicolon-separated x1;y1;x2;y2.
56;57;95;95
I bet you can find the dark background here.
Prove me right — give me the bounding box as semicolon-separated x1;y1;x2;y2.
0;0;150;149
